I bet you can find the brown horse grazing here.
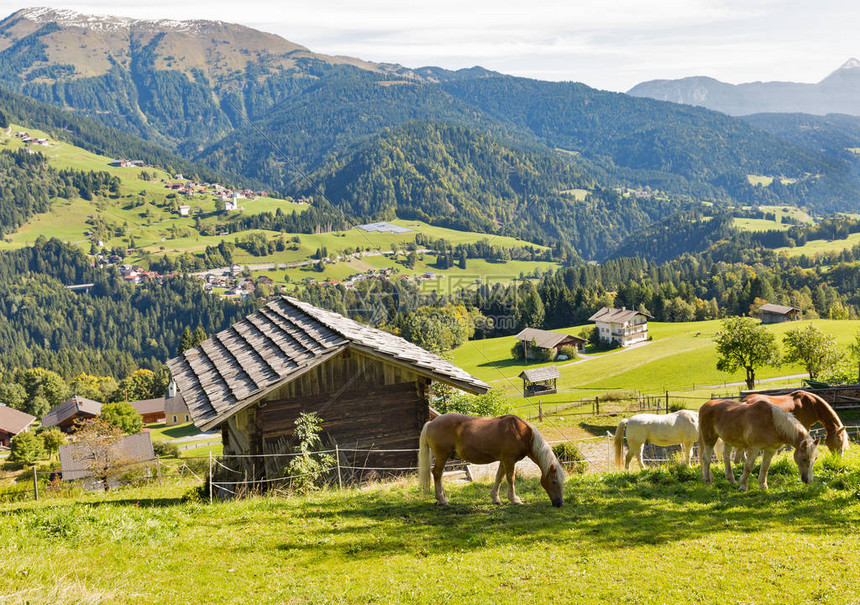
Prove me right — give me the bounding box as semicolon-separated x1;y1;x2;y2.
743;390;849;455
418;413;565;507
699;399;820;491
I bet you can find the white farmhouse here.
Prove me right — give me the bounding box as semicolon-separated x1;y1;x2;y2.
588;307;652;347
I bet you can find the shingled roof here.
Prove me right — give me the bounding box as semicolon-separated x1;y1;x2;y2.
519;366;561;383
167;296;489;431
515;328;584;349
588;306;653;324
41;396;103;428
0;406;36;436
758;303;799;315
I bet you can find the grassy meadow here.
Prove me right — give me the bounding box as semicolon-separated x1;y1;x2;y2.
453;319;860;415
2;451;860;604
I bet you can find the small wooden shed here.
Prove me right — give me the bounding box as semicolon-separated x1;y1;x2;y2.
758;303;801;324
167;296;489;484
41;396;103;433
519;366;561;398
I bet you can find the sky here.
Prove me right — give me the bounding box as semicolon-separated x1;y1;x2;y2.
1;0;857;91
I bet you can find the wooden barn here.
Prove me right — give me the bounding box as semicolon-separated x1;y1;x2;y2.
41;396;102;432
167;296;489;484
514;328;585;360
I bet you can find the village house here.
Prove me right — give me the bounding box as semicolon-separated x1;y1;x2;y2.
41;395;103;432
758;303;801;324
589;307;652;347
165;394;191;426
178;205;191;216
0;406;36;448
59;432;154;486
167;296;488;486
514;328;585;360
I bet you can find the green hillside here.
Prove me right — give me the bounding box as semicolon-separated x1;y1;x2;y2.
453;319;860;410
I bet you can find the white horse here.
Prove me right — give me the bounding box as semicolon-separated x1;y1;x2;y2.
614;410;704;469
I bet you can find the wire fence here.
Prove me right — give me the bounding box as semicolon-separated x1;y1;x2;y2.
4;424;860;505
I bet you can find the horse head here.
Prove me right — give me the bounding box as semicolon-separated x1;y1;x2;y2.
794;435;821;484
540;463;565;508
826;425;850;456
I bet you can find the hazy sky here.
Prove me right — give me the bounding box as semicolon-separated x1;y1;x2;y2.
2;0;857;91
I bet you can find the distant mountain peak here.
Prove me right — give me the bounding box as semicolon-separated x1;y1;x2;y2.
839;57;860;70
13;7;227;34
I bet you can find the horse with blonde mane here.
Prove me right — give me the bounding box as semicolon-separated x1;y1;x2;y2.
743;390;849;455
418;413;565;507
699;399;820;491
614;410;701;469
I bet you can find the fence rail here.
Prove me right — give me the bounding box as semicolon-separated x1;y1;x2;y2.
5;423;860;505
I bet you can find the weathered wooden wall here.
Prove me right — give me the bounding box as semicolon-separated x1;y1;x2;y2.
221;348;431;482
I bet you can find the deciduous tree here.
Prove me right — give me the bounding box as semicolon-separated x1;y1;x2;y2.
782;324;842;380
714;317;780;390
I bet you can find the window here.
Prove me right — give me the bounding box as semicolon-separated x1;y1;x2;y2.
172;415;177;423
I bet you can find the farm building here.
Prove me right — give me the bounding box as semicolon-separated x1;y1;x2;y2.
514;328;585;360
41;395;103;432
758;303;801;324
59;432;154;487
589;307;652;347
0;406;36;448
519;366;561;398
165;395;191;426
167;296;489;484
130;397;168;424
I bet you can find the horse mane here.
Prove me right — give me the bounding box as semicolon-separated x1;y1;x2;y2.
770;403;809;445
529;423;566;482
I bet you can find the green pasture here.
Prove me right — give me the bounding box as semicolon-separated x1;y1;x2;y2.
746;175;798;187
733;217;791;232
776;232;860;257
2;451;860;604
454;319;860;412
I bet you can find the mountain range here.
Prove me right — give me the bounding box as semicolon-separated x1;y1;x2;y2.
629;59;860;117
1;7;860;259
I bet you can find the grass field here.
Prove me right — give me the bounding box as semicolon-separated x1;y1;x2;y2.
2;451;860;603
776;231;860;257
453;319;860;412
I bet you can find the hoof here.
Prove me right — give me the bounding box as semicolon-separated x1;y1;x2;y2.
511;498;523;505
759;483;769;490
737;485;748;492
491;499;502;505
436;499;449;506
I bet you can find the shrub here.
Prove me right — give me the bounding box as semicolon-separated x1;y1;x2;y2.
511;341;525;360
101;401;143;434
435;388;512;417
558;345;578;360
552;442;588;474
284;412;335;493
153;441;180;458
9;431;45;464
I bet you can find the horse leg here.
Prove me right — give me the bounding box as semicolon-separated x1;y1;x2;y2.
683;441;694;468
723;444;736;484
758;449;776;490
624;437;636;471
432;451;449;506
701;443;714;483
737;448;759;492
637;443;647;469
489;462;505;505
504;461;522;505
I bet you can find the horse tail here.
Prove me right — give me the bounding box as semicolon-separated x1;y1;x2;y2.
614;419;628;468
418;421;432;494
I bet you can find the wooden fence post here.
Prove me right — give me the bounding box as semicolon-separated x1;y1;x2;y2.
538;400;543;423
335;445;343;491
32;465;39;501
595;396;600;415
665;391;669;413
156;456;163;486
208;451;213;505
